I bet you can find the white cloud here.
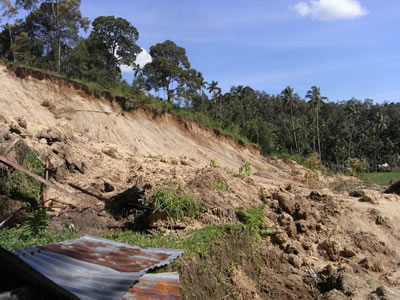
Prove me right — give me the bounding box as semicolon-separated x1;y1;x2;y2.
120;48;152;73
293;0;368;21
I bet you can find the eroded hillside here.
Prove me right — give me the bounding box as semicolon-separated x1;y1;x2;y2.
1;65;400;299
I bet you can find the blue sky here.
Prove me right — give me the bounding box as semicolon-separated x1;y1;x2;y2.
80;0;400;103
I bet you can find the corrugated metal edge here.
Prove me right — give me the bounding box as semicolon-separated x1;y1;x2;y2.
4;235;184;299
123;272;180;300
0;246;79;299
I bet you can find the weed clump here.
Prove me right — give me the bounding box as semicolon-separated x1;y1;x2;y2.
236;205;274;238
152;187;205;224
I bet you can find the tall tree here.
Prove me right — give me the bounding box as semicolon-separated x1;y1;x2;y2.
281;86;298;153
344;101;361;157
207;80;221;119
143;40;191;102
25;0;89;72
306;86;327;159
0;0;18;61
89;16;141;68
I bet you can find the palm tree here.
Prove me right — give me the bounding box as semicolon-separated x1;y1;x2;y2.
207;81;221;119
306;86;327;159
344;102;361;157
281;86;298;153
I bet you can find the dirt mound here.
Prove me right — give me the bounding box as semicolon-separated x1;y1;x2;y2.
1;65;400;299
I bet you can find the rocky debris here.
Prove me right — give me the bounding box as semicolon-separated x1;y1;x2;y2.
64;149;85;174
288;254;302;269
340;247;356;258
37;128;65;145
384;178;400;195
103;181;115;193
370;285;396;300
9;123;22;135
16;117;27;129
358;257;383;272
0;114;7;123
106;184;149;219
376;215;385;225
271;230;289;247
318;239;341;261
349;190;365;197
317;264;369;297
360;193;379;204
308;190;333;202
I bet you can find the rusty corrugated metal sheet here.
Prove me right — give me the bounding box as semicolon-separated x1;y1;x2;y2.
5;235;183;300
123;273;180;300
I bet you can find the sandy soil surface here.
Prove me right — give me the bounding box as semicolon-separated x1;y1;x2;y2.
1;65;400;299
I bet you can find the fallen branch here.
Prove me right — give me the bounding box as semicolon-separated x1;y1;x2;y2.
44;198;78;208
0;207;28;229
4;138;21;156
68;183;108;201
0;155;84;203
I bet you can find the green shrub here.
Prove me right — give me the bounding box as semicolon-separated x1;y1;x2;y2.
239;161;251;176
152;187;205;224
23;208;49;236
235;205;274;238
209;180;227;192
210;157;218;168
102;147;118;159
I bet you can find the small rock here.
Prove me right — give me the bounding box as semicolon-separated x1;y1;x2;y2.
288;254;302;269
180;159;190;166
375;216;385;225
271;231;289;247
349;190;365;197
360;194;378;204
340;247;356;258
296;220;309;234
40;138;47;144
104;181;115;193
9;123;22;134
17;117;27;129
0;114;6;123
273;192;296;215
375;286;391;299
302;241;312;250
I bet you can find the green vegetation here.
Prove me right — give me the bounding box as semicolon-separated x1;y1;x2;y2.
102;147;119;159
363;171;400;186
239;161;251;176
1;1;399;174
151;187;205;224
0;208;73;251
236;205;274;238
209;180;227;192
23;208;49;236
0;142;45;203
0;226;75;251
279;153;326;173
210;157;218;168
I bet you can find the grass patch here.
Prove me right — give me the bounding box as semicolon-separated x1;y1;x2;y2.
208;180;227;192
279;153;326;173
0;227;75;251
151;187;205;224
102;147;119;159
362;171;400;186
236;205;274;238
104;224;242;255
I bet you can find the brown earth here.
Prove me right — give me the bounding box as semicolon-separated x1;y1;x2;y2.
1;65;400;299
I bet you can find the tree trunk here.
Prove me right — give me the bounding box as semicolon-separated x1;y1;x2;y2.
7;25;15;62
290;103;298;153
317;108;321;160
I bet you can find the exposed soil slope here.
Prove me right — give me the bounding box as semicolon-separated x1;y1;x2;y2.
1;65;400;299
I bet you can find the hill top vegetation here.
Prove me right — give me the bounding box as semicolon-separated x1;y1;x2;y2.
1;0;399;174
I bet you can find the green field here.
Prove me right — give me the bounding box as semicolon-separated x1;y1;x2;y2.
363;171;400;186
